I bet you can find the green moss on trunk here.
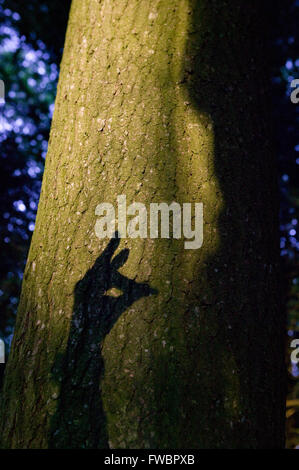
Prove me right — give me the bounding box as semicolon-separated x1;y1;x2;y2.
0;0;285;449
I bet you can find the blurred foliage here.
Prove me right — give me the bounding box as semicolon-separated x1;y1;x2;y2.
6;0;71;61
0;0;70;379
0;0;298;447
0;34;53;335
271;0;299;449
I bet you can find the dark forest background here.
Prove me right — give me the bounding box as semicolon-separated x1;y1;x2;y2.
0;0;298;447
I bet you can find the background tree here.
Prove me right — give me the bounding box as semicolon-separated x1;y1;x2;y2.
0;0;295;448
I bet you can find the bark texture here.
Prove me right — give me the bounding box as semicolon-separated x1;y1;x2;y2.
0;0;285;448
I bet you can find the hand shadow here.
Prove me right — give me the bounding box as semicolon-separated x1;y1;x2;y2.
50;232;157;448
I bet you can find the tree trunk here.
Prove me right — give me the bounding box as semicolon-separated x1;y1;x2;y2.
0;0;285;448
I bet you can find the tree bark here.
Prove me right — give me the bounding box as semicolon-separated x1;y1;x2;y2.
0;0;285;448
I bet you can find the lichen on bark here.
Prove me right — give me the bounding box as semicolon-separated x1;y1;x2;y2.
0;0;285;449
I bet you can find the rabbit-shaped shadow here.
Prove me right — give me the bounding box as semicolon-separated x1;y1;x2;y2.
50;232;157;448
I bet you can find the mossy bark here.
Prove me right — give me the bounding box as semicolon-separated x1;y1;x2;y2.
0;0;285;448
